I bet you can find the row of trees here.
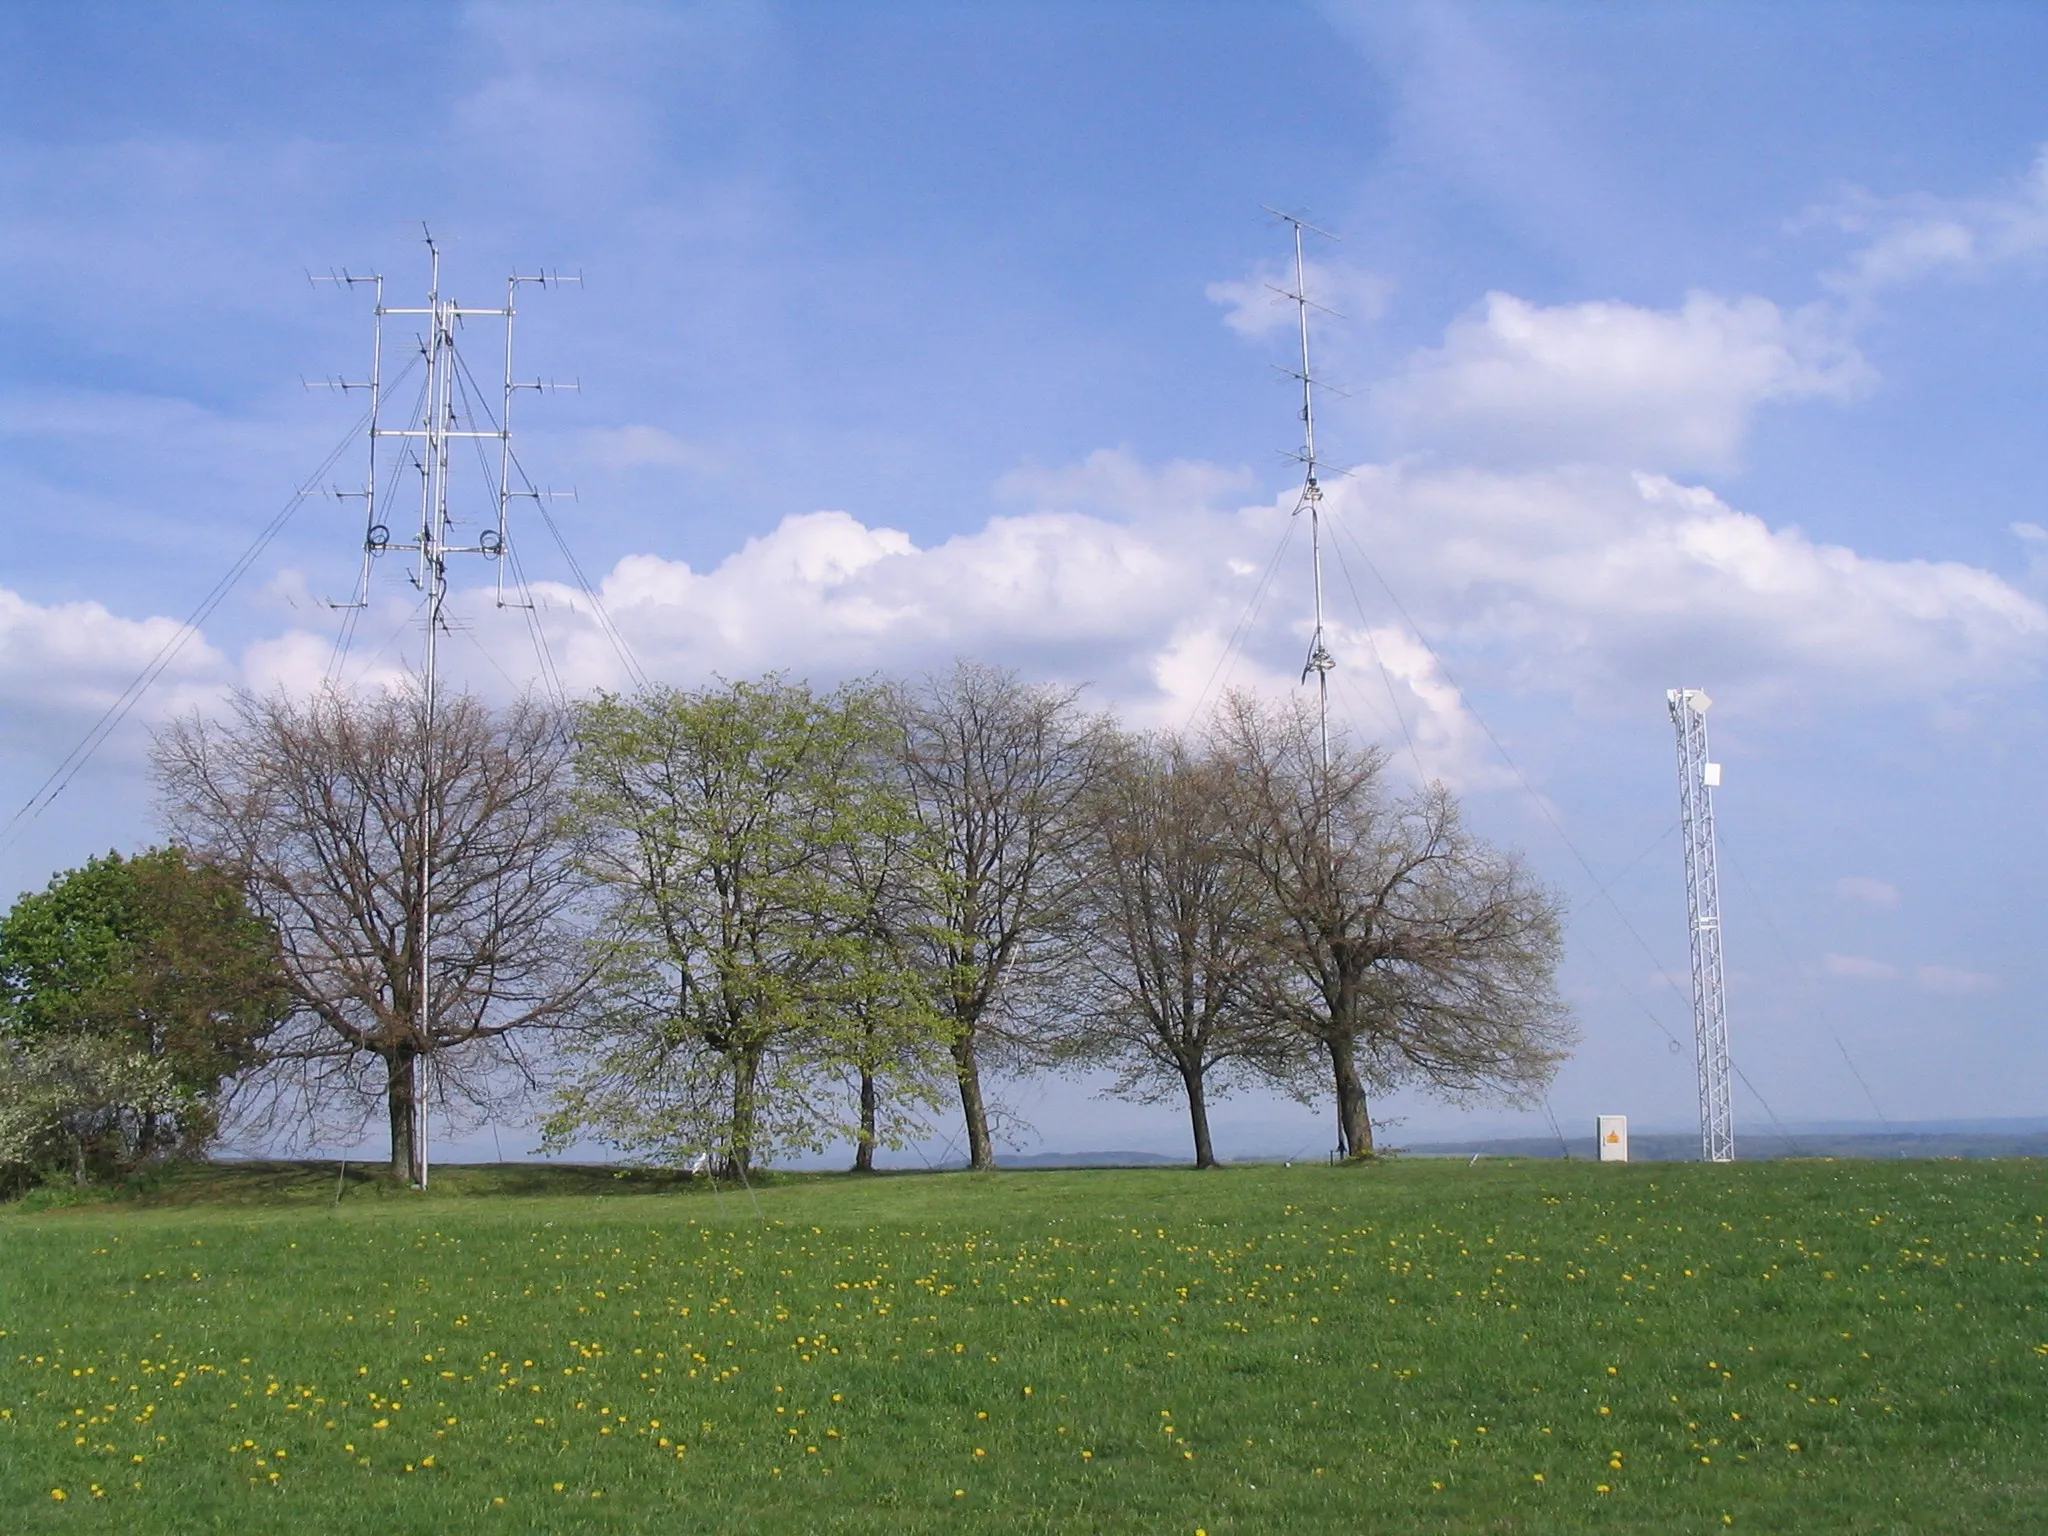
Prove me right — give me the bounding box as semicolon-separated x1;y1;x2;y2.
0;662;1574;1189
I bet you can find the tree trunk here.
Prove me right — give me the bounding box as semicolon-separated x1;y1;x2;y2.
1327;1035;1375;1159
853;1069;879;1173
953;1031;995;1171
720;1046;762;1180
1181;1061;1217;1170
385;1049;418;1183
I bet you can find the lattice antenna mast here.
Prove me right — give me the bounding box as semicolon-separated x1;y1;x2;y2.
320;228;576;1187
1267;210;1341;772
1668;688;1735;1163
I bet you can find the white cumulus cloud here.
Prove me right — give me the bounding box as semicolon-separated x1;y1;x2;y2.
334;441;2048;797
1318;464;2046;707
1818;145;2048;298
1206;257;1391;339
0;587;225;749
1376;291;1868;472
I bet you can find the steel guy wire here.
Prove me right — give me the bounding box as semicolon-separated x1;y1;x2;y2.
448;349;568;704
1721;839;1896;1134
1320;513;1691;1003
450;345;647;689
525;476;650;693
1181;514;1298;731
1321;507;1427;783
0;401;378;861
1321;505;1822;1153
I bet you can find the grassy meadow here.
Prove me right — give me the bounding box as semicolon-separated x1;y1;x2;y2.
1;1156;2043;1533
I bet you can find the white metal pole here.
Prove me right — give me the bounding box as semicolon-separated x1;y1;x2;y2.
318;238;569;1190
415;241;450;1192
1292;221;1334;777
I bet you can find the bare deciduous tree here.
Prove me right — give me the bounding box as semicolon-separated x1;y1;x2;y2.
152;685;591;1181
889;662;1097;1171
1075;727;1302;1168
1213;693;1573;1159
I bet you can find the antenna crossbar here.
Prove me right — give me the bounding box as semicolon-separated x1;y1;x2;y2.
1263;205;1342;243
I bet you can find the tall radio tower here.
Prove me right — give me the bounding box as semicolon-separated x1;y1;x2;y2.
1668;688;1735;1162
1267;210;1340;771
317;229;575;1187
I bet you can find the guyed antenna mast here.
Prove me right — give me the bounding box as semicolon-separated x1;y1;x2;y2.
1268;210;1348;1159
1667;688;1735;1162
1267;209;1340;772
314;226;578;1187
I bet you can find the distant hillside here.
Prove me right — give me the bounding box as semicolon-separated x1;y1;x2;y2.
977;1150;1184;1169
1396;1121;2048;1162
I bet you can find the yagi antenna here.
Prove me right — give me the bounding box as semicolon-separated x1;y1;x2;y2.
1266;208;1342;773
314;240;576;1188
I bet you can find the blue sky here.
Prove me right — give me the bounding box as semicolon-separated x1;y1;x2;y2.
6;1;2048;1160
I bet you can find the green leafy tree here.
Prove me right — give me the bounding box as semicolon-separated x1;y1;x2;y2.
0;846;288;1179
0;1034;188;1189
835;780;950;1173
552;677;948;1176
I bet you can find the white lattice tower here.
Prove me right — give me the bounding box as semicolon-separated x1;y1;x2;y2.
1668;688;1734;1163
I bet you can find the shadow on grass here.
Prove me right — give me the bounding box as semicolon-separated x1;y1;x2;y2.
12;1158;711;1211
9;1155;1315;1216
